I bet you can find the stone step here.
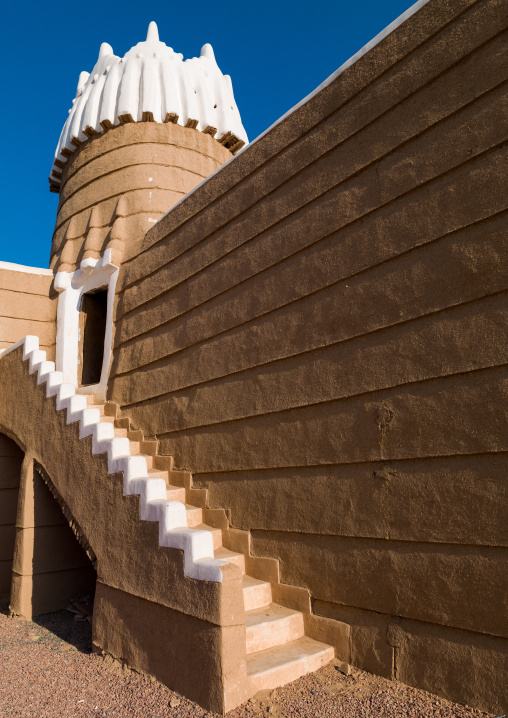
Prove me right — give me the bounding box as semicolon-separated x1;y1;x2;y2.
214;546;245;574
140;439;158;456
73;388;334;700
185;504;203;527
85;395;102;409
242;575;273;612
153;454;174;472
129;441;141;455
193;523;222;550
245;603;304;655
148;468;168;479
247;636;334;694
167;468;192;488
165;485;186;503
141;454;153;469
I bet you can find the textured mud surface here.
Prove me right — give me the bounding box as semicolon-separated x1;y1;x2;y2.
0;600;494;717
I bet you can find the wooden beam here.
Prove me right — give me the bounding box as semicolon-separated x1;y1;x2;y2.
118;113;134;124
83;126;99;139
164;112;179;123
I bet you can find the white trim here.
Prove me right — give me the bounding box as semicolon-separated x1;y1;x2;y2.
240;0;432;151
54;250;118;401
50;22;247;187
0;261;54;276
154;0;432;227
0;335;226;583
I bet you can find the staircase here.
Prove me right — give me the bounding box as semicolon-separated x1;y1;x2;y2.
0;335;335;703
90;395;334;694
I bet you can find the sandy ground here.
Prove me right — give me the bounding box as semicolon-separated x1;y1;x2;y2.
0;598;495;718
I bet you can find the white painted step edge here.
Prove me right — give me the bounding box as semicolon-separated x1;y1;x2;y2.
0;335;228;583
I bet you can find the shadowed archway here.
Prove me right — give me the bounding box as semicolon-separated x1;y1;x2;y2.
0;434;97;620
0;433;23;601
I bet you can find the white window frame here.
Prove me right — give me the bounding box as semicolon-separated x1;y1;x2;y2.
54;250;118;401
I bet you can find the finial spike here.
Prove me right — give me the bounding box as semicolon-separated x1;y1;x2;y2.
75;71;89;97
147;21;159;43
99;42;114;58
200;43;216;63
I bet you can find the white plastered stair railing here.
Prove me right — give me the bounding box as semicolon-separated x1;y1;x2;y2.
0;334;228;583
1;334;338;701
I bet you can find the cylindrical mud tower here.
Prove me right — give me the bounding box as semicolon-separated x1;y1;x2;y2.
49;20;246;272
47;21;247;398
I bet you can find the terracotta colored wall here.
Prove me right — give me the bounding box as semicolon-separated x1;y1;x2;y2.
50;123;233;272
0;268;56;361
0;434;23;598
109;0;507;711
10;458;97;618
0;347;247;713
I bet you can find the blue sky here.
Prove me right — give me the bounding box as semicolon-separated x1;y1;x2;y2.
1;0;413;268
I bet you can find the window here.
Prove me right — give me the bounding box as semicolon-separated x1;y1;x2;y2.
78;288;108;386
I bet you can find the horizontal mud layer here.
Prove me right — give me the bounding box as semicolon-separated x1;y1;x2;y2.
119;0;506;290
108;0;508;713
0;269;56;362
50;123;232;268
312;599;507;714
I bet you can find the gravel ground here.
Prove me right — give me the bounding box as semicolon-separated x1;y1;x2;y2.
0;598;495;718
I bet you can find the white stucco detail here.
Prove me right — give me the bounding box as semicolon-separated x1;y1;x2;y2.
0;261;54;275
50;21;247;189
0;335;226;583
54;249;118;401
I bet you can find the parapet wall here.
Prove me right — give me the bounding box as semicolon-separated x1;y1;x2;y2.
0;265;56;361
109;0;507;712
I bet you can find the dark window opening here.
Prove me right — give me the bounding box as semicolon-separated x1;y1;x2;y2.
79;288;108;386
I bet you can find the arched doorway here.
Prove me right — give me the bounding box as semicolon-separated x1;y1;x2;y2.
0;433;23;601
0;433;96;618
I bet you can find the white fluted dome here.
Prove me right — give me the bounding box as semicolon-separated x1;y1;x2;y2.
49;21;248;192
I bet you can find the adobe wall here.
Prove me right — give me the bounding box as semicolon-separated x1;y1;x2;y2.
0;347;248;713
109;0;508;712
0;267;56;361
10;456;97;618
49;123;233;272
0;434;23;598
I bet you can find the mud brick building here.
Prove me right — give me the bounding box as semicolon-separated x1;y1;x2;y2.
0;0;506;713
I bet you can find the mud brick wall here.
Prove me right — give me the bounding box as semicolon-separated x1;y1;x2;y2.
109;0;508;711
0;434;23;598
0;268;56;361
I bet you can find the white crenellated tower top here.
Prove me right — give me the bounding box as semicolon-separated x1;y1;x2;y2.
49;21;248;192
